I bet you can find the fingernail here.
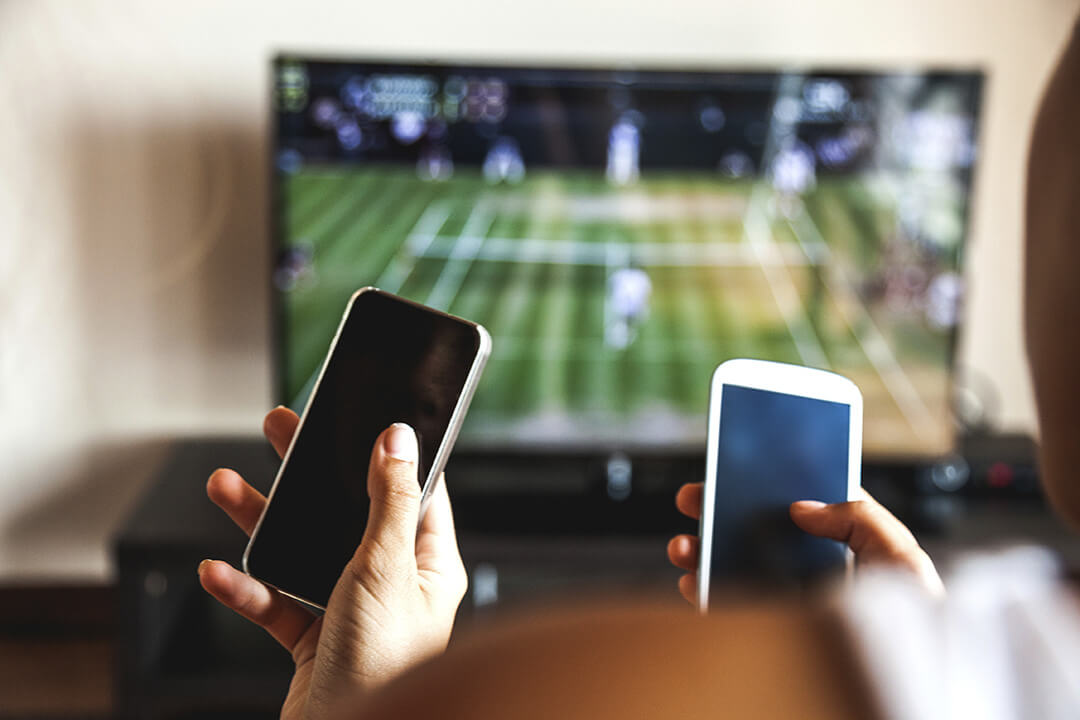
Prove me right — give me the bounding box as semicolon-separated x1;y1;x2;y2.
384;423;418;463
794;500;827;510
197;559;212;576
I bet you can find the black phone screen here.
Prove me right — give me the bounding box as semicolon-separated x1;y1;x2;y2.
246;289;484;608
707;384;851;592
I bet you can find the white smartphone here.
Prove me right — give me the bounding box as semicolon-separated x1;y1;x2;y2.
244;287;491;610
697;359;862;610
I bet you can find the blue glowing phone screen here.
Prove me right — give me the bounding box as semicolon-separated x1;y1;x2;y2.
708;384;851;590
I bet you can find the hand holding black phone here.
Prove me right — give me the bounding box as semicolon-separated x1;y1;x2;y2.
244;288;490;609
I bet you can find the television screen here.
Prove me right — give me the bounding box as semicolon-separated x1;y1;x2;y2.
272;58;982;458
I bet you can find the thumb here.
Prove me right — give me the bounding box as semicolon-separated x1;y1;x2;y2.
359;423;422;573
786;498;911;561
789;498;915;561
790;495;944;595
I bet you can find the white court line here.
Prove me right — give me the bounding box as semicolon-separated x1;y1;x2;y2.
602;238;612;345
289;203;453;408
743;185;829;368
787;210;936;441
786;200;832;264
375;203;452;294
423;200;496;311
299;176;381;244
409;234;823;268
405;202;456;254
485;334;719;356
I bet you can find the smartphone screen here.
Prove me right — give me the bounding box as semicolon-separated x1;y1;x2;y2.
707;384;851;591
246;289;487;608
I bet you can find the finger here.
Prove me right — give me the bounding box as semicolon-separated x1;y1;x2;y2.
416;474;468;601
419;473;457;543
206;468;267;536
675;482;703;520
789;497;944;595
357;424;423;575
789;499;917;562
678;573;697;606
667;534;699;572
416;474;462;572
263;406;300;459
198;559;315;652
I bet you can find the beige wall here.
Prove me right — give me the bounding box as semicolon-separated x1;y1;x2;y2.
1;0;1077;581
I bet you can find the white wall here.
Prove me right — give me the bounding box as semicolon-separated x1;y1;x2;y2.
1;0;1077;581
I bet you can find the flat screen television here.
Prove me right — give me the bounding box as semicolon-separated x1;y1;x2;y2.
271;58;982;464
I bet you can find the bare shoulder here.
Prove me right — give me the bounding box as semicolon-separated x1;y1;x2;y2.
363;599;878;720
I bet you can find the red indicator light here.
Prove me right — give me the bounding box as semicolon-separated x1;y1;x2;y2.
987;462;1014;488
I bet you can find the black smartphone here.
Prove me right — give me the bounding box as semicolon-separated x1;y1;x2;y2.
244;288;491;609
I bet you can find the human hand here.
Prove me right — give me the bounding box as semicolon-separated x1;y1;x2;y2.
198;407;468;720
666;484;944;604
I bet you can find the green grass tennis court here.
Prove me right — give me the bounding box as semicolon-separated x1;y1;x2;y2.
279;165;954;456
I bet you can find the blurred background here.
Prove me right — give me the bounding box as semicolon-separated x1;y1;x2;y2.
1;0;1078;717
